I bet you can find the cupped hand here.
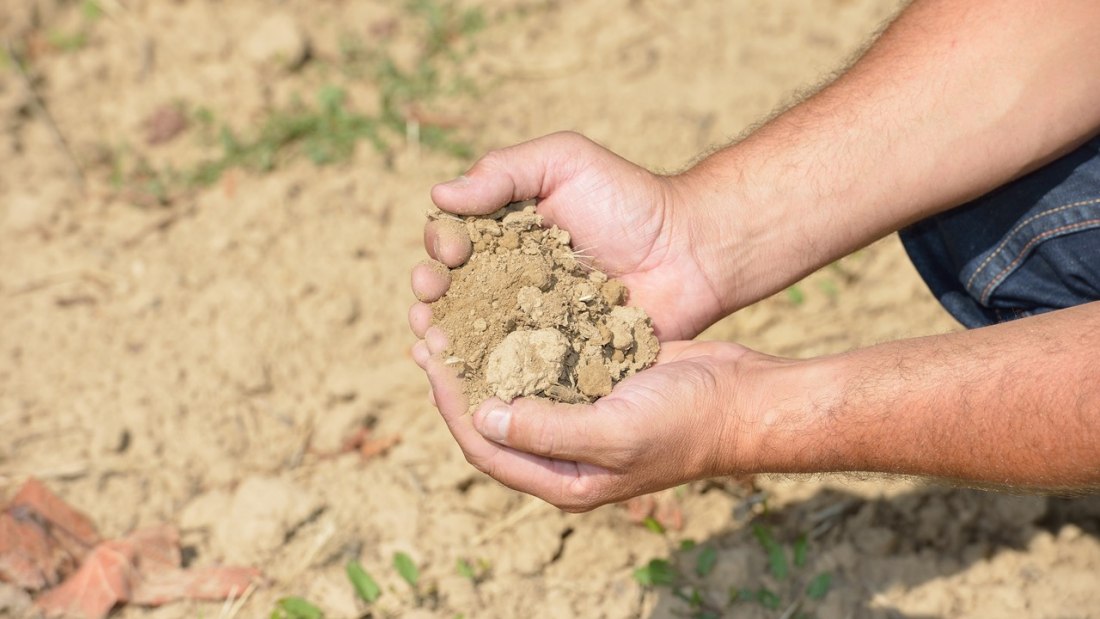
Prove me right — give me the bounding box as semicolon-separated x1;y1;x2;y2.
416;131;731;341
411;332;775;511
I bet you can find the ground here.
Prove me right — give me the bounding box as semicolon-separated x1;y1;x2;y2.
2;1;1099;618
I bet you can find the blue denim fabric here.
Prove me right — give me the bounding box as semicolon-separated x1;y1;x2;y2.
900;136;1100;328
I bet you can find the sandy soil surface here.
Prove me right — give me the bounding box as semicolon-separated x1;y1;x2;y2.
2;1;1099;617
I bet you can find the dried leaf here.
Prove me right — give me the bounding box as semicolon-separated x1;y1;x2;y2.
34;540;135;619
132;566;260;605
358;434;400;460
34;525;258;617
0;478;99;590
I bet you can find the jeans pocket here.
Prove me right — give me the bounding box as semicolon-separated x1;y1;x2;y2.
960;198;1100;314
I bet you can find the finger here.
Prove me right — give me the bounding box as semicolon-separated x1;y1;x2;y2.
471;397;628;468
430;132;590;215
428;388;436;408
411;260;452;303
426;357;614;509
408;302;433;338
411;340;430;369
425;326;449;356
424;219;473;267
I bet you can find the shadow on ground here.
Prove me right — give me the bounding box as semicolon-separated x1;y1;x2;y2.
646;484;1100;618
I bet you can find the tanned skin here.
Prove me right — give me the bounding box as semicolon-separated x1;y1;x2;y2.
409;0;1100;511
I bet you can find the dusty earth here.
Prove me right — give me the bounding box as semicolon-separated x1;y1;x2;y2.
428;206;659;405
2;0;1099;618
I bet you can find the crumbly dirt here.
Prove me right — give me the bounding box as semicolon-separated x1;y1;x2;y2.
430;206;658;405
3;1;1100;618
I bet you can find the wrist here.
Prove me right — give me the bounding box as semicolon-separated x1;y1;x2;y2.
710;351;848;477
669;146;815;314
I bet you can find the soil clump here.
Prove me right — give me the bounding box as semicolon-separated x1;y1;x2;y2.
430;205;659;405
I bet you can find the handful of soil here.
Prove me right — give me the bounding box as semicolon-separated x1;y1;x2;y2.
428;205;659;405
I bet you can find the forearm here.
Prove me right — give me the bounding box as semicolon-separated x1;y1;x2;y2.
739;302;1100;490
682;0;1100;311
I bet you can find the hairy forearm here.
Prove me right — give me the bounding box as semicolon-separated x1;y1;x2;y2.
740;302;1100;490
682;0;1100;312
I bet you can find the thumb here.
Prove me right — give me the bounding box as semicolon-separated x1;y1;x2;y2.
430;131;593;215
472;396;627;467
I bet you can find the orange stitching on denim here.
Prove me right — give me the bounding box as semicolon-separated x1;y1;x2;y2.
979;218;1100;302
964;197;1100;292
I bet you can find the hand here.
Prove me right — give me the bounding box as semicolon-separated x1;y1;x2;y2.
413;131;734;341
411;334;779;511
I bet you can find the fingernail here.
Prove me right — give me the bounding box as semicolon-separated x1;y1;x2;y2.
440;174;470;188
478;406;511;443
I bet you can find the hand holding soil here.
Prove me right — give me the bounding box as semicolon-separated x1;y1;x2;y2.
409;133;775;510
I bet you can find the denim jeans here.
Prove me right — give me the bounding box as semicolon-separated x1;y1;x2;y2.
900;136;1100;328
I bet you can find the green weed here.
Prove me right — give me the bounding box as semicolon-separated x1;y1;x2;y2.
786;285;806;306
394;551;420;590
186;86;383;187
346;560;382;604
631;521;836;618
117;0;484;204
456;557;491;585
270;597;324;619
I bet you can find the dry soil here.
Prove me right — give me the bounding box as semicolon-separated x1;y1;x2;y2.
2;1;1099;618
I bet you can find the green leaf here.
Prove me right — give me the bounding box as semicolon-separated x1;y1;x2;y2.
632;558;677;588
786;285;805;306
806;572;833;600
752;524;789;581
273;597;324;619
456;558;476;580
393;551;420;588
679;539;696;552
817;278;840;299
695;546;718;577
673;586;705;608
345;560;381;603
793;534;808;567
729;587;755;604
82;0;103;21
642;516;665;534
756;587;781;610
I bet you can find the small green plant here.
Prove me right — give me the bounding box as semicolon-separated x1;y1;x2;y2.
751;524;790;581
631;522;835;618
46;30;88;52
270;596;324;619
642;516;666;535
816;277;840;300
44;1;103;53
456;557;491;585
633;558;678;587
346;560;382;604
786;285;806;306
81;0;103;20
185;86;384;187
116;0;484;206
695;546;718;578
394;551;420;590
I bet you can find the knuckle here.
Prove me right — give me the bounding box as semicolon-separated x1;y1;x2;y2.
555;478;603;513
477;148;508;171
531;418;562;457
552;130;589;148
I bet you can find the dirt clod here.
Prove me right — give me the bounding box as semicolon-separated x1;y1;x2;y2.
431;205;659;405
